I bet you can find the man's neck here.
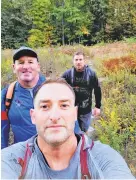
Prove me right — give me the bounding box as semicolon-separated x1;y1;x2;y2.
37;135;78;170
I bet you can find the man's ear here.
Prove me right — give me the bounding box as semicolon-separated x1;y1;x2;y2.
12;64;16;73
37;63;40;72
30;109;36;125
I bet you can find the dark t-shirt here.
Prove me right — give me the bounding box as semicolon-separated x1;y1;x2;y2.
73;70;92;115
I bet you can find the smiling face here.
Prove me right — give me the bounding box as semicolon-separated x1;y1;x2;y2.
73;54;86;72
30;83;77;146
13;56;40;87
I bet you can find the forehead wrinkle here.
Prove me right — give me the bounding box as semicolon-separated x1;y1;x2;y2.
36;98;73;105
60;99;71;102
39;100;50;103
34;83;75;106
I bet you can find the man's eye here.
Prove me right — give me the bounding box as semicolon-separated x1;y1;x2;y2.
61;104;69;109
29;61;33;64
40;104;49;110
18;61;24;64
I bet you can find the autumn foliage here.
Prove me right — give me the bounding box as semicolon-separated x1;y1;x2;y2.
103;56;136;74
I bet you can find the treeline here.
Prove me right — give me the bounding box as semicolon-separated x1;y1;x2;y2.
2;0;136;49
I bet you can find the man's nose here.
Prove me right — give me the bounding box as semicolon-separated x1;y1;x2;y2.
22;62;30;68
49;106;61;122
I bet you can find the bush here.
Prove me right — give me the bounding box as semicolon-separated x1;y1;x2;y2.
102;55;136;75
1;58;16;89
95;70;136;176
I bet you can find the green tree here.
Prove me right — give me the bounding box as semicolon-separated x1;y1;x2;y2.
85;0;109;44
27;0;55;47
107;0;136;40
1;0;32;49
51;0;91;45
2;0;136;47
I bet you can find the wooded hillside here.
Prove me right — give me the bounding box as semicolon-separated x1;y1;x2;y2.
2;0;136;48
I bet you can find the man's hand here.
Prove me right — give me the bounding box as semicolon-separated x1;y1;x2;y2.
92;107;101;117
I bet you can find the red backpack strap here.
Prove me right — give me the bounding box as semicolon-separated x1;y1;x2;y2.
5;81;17;114
18;143;32;179
80;134;94;179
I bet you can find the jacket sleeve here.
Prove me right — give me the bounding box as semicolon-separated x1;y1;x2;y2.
61;70;71;85
39;73;46;81
93;73;102;108
90;142;135;179
61;71;67;79
1;87;10;149
1;149;21;179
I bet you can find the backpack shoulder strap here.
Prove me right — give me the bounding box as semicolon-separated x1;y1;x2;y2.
5;81;17;114
70;67;74;86
18;137;35;179
80;134;94;179
85;66;91;86
18;144;33;179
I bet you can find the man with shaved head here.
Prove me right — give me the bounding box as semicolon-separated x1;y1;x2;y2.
1;78;134;179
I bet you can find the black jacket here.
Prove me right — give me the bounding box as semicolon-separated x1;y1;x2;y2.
62;65;101;115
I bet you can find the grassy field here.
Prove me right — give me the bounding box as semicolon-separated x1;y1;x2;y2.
1;41;136;176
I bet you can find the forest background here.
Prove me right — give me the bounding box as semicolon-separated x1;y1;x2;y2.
1;0;136;176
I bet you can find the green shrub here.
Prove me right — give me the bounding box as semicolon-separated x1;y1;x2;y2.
95;70;136;175
123;37;136;43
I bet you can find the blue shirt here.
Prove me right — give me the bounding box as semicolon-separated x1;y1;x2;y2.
1;74;45;148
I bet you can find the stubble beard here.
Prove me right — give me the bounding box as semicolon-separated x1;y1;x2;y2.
37;121;75;147
75;65;84;72
39;127;71;147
